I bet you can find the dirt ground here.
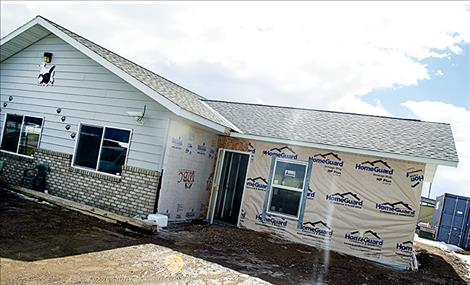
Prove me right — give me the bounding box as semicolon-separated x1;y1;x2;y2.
413;242;470;283
0;188;468;285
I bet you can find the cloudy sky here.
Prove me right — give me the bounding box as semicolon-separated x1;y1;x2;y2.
1;2;469;198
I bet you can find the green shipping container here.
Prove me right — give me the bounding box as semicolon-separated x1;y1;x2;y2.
418;229;434;240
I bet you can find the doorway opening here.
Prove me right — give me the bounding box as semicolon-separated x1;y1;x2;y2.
210;150;250;226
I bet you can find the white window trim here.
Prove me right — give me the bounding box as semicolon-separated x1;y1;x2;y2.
266;158;309;220
0;112;45;158
71;122;133;178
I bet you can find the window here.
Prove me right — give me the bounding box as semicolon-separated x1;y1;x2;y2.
1;114;44;156
73;124;131;176
267;159;308;219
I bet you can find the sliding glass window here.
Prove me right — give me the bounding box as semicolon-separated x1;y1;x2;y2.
73;124;131;176
1;114;44;156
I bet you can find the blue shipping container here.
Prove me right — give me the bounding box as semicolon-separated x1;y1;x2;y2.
432;193;470;250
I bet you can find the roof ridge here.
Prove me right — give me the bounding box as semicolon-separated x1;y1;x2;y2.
204;99;450;125
38;16;206;100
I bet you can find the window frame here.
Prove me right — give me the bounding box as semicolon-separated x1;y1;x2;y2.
266;158;309;220
0;113;45;158
71;123;133;177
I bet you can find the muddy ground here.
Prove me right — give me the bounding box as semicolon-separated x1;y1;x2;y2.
0;188;468;285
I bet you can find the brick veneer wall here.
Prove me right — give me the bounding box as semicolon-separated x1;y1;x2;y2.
0;151;35;186
0;148;160;218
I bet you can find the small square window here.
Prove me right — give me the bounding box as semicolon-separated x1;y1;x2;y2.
267;158;308;219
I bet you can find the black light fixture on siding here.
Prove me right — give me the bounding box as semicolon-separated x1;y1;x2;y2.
8;96;13;101
56;108;62;114
43;52;53;63
65;124;71;130
61;116;66;122
70;132;76;139
3;102;7;107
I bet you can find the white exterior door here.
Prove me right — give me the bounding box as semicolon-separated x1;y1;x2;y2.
206;148;226;223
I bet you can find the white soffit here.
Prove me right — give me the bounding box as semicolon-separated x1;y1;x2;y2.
0;20;51;62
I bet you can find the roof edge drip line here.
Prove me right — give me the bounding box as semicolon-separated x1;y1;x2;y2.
230;132;459;167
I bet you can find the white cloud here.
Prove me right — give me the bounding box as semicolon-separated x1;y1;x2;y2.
1;2;469;116
330;95;393;116
401;101;470;198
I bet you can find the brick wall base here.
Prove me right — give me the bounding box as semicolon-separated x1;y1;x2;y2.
0;149;160;218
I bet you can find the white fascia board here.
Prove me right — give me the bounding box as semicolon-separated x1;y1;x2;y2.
168;113;223;135
31;18;227;134
231;133;459;167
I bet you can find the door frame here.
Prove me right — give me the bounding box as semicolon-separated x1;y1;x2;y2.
206;148;226;224
206;148;252;227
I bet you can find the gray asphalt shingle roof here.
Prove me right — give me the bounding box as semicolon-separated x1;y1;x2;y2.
205;100;459;163
42;17;234;129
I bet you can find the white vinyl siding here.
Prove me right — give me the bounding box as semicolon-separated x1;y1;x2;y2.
0;34;170;171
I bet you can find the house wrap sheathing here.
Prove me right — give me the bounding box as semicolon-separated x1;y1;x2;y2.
157;119;218;220
220;137;422;269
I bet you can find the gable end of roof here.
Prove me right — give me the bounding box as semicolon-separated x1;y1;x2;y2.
1;16;237;133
